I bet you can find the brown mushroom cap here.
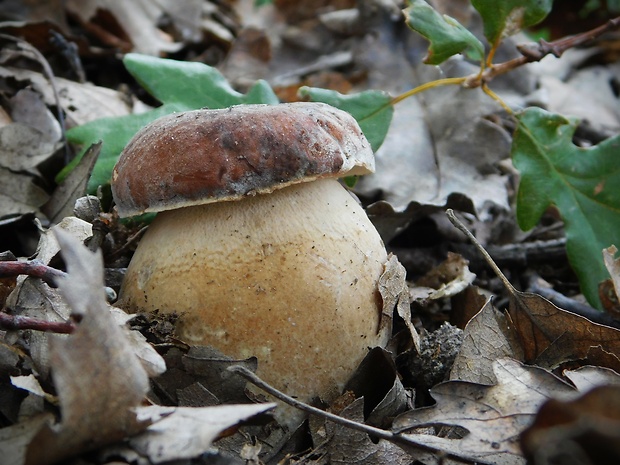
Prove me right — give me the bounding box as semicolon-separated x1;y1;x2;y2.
111;102;374;217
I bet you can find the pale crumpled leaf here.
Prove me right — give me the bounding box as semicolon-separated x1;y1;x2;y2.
10;375;57;405
112;403;276;464
0;169;49;218
410;252;476;304
2;218;92;377
34;217;93;265
17;230;152;465
393;358;577;465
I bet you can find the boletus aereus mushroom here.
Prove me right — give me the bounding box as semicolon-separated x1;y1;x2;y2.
112;102;395;424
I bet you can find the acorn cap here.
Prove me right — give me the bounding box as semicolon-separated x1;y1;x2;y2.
111;102;374;217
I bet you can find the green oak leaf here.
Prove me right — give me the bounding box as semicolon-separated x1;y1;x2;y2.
298;86;394;152
403;0;484;65
512;107;620;308
62;54;278;192
472;0;553;45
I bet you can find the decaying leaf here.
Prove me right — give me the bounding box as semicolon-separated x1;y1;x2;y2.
507;289;620;372
0;66;132;127
42;142;102;223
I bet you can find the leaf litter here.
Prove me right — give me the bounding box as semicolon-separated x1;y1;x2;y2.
1;1;620;464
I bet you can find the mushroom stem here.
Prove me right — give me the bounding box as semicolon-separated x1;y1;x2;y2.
119;178;389;411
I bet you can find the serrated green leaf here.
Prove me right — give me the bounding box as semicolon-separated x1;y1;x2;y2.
472;0;553;45
403;0;484;65
298;86;393;152
512;107;620;308
62;55;279;192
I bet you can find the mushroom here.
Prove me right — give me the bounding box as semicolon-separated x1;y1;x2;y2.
112;102;393;422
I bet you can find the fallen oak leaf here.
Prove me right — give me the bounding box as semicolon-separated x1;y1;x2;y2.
393;358;577;465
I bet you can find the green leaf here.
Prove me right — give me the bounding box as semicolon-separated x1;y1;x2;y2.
471;0;553;45
403;0;484;65
298;87;394;152
512;107;620;308
122;53;278;109
63;54;278;192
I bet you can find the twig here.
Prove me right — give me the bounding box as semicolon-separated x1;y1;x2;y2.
0;260;66;287
228;365;493;465
469;16;620;86
0;311;75;333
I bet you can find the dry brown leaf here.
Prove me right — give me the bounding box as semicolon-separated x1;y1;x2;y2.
393;358;577;465
0;89;61;174
0;169;49;218
379;254;417;351
410;252;476;305
507;290;620;372
344;347;408;429
450;298;524;384
42;142;101;223
446;210;620;374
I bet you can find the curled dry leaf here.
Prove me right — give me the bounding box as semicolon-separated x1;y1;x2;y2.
344;347;409;429
451;287;620;385
379;253;419;351
410;252;476;304
446;210;620;377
